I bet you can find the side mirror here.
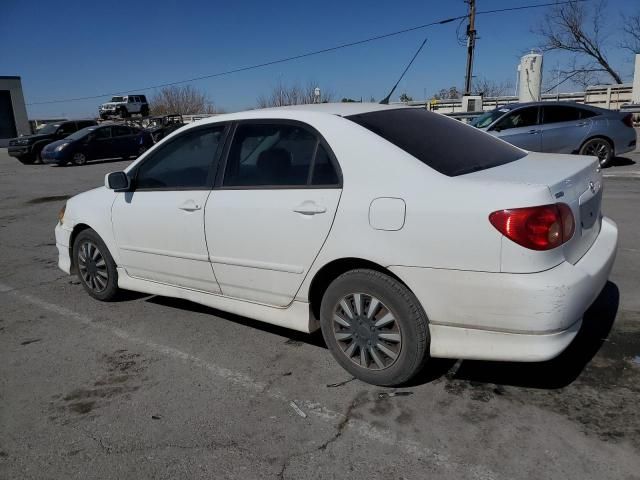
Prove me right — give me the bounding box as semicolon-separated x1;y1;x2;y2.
105;171;130;191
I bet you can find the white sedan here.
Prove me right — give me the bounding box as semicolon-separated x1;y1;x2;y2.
54;103;617;386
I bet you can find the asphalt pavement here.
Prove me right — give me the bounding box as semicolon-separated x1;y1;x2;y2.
1;146;639;480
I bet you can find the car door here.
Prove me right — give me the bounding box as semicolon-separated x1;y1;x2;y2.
86;126;113;159
540;105;594;153
489;106;541;151
111;125;228;292
204;121;342;307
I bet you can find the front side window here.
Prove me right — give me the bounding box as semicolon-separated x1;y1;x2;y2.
223;123;337;187
135;126;225;189
58;123;76;135
494;107;539;130
542;106;581;124
347;108;526;177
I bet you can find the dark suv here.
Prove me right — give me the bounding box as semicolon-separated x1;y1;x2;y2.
8;120;97;164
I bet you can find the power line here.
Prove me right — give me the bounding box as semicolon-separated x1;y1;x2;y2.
27;0;590;106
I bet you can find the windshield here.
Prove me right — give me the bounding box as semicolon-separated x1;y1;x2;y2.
36;124;60;135
471;108;510;128
346;108;526;177
66;126;96;141
110;96;125;102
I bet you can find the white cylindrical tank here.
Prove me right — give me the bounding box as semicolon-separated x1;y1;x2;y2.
518;52;543;102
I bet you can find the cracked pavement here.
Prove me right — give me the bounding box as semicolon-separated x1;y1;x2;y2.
1;148;640;479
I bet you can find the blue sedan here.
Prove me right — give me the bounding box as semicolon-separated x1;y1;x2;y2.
42;124;154;166
472;101;637;167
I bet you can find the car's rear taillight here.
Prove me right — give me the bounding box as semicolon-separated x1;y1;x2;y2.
622;113;634;128
489;203;575;251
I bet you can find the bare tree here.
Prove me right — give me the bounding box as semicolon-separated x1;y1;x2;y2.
399;93;413;103
432;86;462;100
151;85;217;115
256;80;335;108
622;10;640;53
472;78;513;97
535;0;623;85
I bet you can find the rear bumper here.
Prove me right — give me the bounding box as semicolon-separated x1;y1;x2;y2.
55;222;73;274
390;216;618;362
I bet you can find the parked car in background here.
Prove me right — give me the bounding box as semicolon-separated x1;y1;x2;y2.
7;120;97;164
54;103;617;386
145;114;184;142
99;95;149;119
41;124;153;166
471;102;637;167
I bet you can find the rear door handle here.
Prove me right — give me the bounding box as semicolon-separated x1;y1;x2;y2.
293;201;326;215
528;129;541;134
179;199;202;212
576;122;588;127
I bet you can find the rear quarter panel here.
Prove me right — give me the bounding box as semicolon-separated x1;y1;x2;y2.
290;114;554;302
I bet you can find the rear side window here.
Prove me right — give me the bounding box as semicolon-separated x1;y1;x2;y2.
346;108;526;177
494;106;539;130
542;106;581;124
223;123;339;187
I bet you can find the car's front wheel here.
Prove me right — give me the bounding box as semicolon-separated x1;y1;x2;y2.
72;152;87;166
580;137;613;167
73;229;119;301
319;269;430;386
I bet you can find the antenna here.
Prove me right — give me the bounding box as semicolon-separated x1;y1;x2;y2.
379;36;429;105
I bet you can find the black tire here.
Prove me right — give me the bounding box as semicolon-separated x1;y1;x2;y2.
140;106;149;117
33;149;43;164
72;229;120;301
319;269;429;386
16;155;36;165
579;137;613;167
119;107;130;118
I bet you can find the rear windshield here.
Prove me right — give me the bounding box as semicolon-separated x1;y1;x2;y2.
346;108;526;176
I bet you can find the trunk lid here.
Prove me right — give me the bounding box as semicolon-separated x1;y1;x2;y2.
465;152;603;265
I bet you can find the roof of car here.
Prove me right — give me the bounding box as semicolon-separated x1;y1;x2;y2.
494;101;604;111
254;102;410;117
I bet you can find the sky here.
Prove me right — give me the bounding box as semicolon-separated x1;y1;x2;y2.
1;0;637;119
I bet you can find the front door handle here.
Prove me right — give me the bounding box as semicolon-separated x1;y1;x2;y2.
576;122;588;127
179;199;202;212
293;201;327;215
528;129;541;134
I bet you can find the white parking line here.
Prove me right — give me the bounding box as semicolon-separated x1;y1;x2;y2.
0;282;497;480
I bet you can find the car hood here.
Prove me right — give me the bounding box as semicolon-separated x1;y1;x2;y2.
43;139;72;151
101;102;123;107
15;133;51;142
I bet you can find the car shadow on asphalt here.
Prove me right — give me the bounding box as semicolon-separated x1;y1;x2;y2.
443;281;620;390
146;296;328;349
608;156;636;167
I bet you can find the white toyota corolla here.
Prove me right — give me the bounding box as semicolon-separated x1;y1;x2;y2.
54;103;617;386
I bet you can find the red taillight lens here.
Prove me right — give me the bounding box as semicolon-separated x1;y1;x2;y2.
622;114;633;128
489;203;575;251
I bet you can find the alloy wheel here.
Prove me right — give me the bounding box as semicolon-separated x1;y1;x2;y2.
72;152;87;166
77;240;108;293
582;140;610;165
332;293;402;370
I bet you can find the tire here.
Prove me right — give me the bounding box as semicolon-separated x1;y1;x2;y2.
319;269;430;386
140;106;149;117
579;137;613;167
72;229;120;301
119;107;129;118
72;152;87;166
33;149;43;164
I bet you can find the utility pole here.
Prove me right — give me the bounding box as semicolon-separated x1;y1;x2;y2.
463;0;476;96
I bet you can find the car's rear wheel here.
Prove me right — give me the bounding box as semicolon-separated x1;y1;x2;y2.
141;106;149;117
319;269;429;386
72;152;87;166
73;229;119;301
580;137;613;167
34;150;43;164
